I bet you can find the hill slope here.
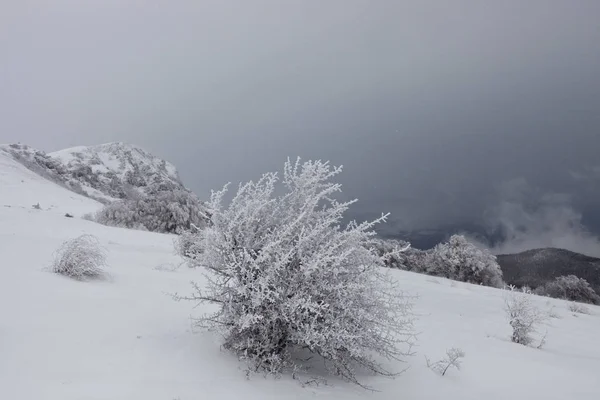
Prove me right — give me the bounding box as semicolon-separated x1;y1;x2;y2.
1;142;190;204
0;148;102;216
497;248;600;293
1;160;599;399
49;142;184;201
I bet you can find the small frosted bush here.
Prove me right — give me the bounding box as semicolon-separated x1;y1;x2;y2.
425;347;465;376
568;302;591;315
504;286;547;346
51;235;107;280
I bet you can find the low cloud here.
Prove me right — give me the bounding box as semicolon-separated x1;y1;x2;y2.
476;178;600;257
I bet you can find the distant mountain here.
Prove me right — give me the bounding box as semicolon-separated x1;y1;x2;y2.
1;142;190;204
497;248;600;293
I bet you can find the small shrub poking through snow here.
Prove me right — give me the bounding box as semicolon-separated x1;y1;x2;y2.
504;286;547;346
174;223;205;261
425;348;465;376
546;302;561;319
568;302;591;315
82;212;94;221
51;235;107;280
177;158;415;387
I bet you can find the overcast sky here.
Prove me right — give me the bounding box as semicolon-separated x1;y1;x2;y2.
2;1;600;253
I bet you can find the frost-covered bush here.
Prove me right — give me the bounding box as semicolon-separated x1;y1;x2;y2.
369;235;504;289
369;237;411;269
368;238;431;273
568;302;591;315
504;286;547;346
426;235;504;287
94;201;147;230
402;248;429;273
178;158;415;386
51;235;107;280
425;347;465;376
95;188;208;234
535;275;600;305
175;223;206;261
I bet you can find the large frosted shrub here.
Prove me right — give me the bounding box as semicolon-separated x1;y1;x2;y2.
178;159;414;386
426;235;504;287
95;188;208;234
535;275;600;305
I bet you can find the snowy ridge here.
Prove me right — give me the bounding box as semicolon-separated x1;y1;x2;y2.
498;248;600;293
1;142;190;204
49;142;184;200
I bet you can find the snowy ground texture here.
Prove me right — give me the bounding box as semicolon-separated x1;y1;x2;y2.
1;154;599;399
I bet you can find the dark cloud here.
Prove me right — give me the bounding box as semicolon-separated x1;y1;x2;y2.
1;1;600;253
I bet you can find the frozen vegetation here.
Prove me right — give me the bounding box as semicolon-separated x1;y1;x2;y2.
1;148;599;399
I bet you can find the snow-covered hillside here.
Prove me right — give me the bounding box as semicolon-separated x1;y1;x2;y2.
50;142;184;201
0;148;102;216
0;159;599;399
1;142;188;204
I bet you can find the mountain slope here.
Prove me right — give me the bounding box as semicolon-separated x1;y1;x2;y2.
1;204;599;399
497;248;600;293
49;142;184;201
0;147;102;216
1;142;190;204
2;141;208;234
1;156;599;398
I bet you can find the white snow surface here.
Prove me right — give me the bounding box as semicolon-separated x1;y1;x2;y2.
1;160;599;399
0;149;102;216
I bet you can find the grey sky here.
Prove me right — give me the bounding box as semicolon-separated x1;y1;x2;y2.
2;1;600;252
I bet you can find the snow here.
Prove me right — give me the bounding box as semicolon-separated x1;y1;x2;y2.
48;142;183;202
1;160;599;399
97;150;123;172
50;142;180;182
80;184;115;203
0;150;102;216
164;161;178;178
50;146;89;164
